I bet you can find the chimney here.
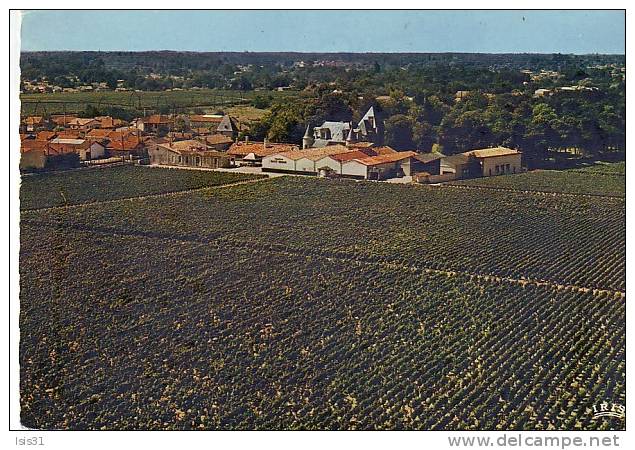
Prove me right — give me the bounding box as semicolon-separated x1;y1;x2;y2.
263;137;268;148
245;135;249;143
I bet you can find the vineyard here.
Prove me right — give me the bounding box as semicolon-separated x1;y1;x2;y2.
20;174;625;430
20;166;264;210
20;89;297;116
447;165;625;198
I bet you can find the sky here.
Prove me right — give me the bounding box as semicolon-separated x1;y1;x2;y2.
20;10;625;54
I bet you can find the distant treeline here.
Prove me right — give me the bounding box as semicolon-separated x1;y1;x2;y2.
22;51;626;71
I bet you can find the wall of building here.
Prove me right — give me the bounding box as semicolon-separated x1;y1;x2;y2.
262;154;296;172
314;157;342;175
295;158;318;174
20;150;47;170
78;143;105;161
149;147;229;168
480;154;522;177
341;161;368;179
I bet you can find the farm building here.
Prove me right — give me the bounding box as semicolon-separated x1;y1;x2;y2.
438;147;523;182
262;145;418;180
440;154;475;180
48;138;106;161
262;145;354;174
228;140;299;166
411;153;443;175
341;151;418;180
314;150;371;177
149;140;232;169
465;147;522;177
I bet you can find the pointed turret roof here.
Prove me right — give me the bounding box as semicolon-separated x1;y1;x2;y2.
346;126;354;143
304;123;312;138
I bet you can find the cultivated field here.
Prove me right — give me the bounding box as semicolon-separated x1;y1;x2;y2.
19;167;625;430
448;164;625;198
20;89;297;116
20;166;264;210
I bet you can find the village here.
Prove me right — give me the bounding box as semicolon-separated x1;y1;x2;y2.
20;104;523;184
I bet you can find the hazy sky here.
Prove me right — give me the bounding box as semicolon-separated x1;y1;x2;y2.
20;10;625;54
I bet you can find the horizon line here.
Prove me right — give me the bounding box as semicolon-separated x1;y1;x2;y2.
20;50;626;56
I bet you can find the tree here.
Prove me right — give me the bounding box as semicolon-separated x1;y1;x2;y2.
384;115;415;150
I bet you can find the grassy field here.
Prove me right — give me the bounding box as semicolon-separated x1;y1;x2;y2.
20;171;625;430
447;164;626;197
20;89;297;116
20;166;264;210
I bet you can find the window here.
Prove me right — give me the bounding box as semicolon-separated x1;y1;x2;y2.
495;165;500;174
506;164;510;173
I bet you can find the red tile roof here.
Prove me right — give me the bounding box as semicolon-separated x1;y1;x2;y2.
352;151;417;166
329;150;370;162
108;136;145;151
21;139;49;154
228;141;299;158
205;134;234;145
142;114;172;125
36;131;57;141
55;130;82;139
50;115;77;126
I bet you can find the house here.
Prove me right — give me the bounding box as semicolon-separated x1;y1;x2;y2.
185;114;238;137
106;134;147;158
187;114;224;129
533;88;552;98
228;140;300;167
136;115;173;133
49;138;106;161
36;131;57;141
95;116;126;129
22;116;48;132
50;114;77;128
85;128;119;141
55;130;82;140
149;140;232;169
464;147;522;177
68;118;100;131
216;115;238;137
20;139;50;170
204;134;234;151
